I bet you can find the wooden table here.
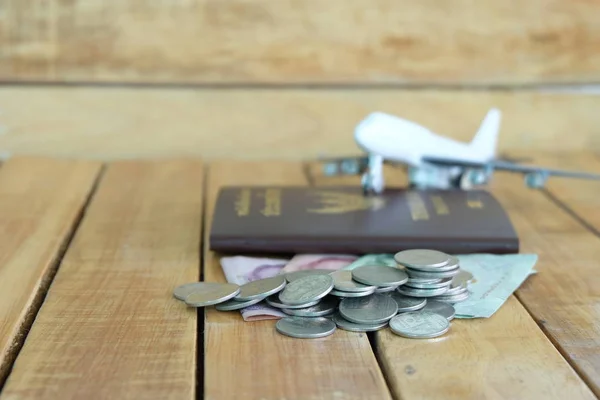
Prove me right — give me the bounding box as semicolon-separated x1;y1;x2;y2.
0;154;599;400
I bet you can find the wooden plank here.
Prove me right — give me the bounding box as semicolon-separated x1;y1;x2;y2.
487;153;600;396
377;297;596;400
307;162;597;400
530;152;600;233
1;160;203;399
0;156;101;386
1;1;600;84
204;161;392;399
1;88;600;161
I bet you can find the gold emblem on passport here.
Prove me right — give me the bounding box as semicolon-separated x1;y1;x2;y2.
306;190;386;214
467;200;484;209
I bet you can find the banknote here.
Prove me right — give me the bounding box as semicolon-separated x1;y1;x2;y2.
343;254;397;270
220;256;290;321
454;253;538;318
282;254;358;273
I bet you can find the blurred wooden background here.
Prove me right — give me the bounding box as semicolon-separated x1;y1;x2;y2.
0;0;599;160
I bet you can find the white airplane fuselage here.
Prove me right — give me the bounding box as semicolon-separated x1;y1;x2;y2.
353;110;501;192
341;108;600;194
354;112;497;167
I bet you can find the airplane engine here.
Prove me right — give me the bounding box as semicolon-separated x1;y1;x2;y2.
459;168;491;190
524;171;549;189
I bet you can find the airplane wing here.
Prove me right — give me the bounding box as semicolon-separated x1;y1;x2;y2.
423;156;600;184
497;153;531;164
318;155;370;176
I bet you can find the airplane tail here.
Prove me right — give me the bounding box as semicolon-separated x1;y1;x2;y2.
470;108;501;160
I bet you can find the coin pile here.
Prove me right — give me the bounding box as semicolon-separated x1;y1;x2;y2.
173;249;471;340
394;249;472;304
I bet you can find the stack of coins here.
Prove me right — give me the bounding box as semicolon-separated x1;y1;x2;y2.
394;249;471;304
173;275;288;311
173;249;472;340
269;274;338;318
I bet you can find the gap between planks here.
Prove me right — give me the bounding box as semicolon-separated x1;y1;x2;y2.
197;165;210;400
0;158;104;392
541;189;600;238
1;163;107;374
0;160;203;400
2;0;600;84
2;88;600;161
307;153;600;398
202;160;392;400
491;175;600;397
303;160;597;400
537;152;600;238
4;81;600;91
301;161;401;400
501;151;600;396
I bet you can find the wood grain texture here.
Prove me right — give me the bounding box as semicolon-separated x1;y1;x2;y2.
377;296;595;400
532;152;600;233
1;88;600;161
204;161;392;400
488;153;600;396
307;162;596;400
1;0;600;83
0;156;100;386
1;160;203;400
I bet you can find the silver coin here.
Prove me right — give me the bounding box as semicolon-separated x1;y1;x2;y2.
235;275;286;301
422;300;455;321
330;287;377;298
281;297;338;317
407;278;443;284
215;297;263;311
406;256;460;272
339;294;399;324
352;265;408;287
389;311;450;339
279;274;334;305
435;291;470;303
374;285;399;293
265;293;320;309
275;316;336;339
405;277;452;289
184;282;240;307
448;256;460;268
173;282;205;301
332;312;388;332
397;285;449;298
284;269;334;283
331;270;376;292
442;284;469;296
452;270;474;287
394;249;451;268
389;292;427;312
405;266;460;279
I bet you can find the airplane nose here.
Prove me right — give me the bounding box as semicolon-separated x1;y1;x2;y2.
354;113;390;148
355;113;379;137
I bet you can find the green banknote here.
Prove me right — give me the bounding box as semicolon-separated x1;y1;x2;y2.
454;253;538;318
345;252;538;319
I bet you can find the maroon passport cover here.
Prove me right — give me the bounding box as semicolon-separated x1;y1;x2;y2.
209;186;519;255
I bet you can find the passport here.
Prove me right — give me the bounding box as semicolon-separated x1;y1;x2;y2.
209;186;519;255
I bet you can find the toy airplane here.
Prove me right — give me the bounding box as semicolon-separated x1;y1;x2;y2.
321;108;600;194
